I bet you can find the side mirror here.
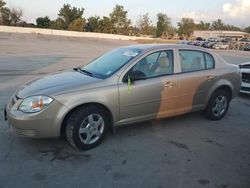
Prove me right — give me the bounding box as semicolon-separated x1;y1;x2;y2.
124;70;147;82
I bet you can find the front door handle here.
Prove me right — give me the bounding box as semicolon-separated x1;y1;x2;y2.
206;76;215;81
164;81;176;88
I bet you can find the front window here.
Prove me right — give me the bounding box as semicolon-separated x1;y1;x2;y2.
131;50;174;78
82;48;142;78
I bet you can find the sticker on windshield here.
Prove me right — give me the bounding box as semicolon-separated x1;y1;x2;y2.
105;70;112;75
123;50;139;57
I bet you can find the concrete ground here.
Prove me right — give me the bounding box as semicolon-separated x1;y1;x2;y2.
0;33;249;188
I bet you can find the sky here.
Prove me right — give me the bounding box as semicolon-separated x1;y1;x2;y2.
5;0;250;28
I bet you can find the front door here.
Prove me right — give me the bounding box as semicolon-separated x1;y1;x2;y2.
118;50;180;125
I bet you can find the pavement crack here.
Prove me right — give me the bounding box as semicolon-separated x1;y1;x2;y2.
3;130;14;161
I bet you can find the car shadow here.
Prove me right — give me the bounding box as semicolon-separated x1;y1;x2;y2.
238;93;250;99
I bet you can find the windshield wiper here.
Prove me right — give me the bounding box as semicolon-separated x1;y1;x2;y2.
80;69;93;76
73;67;93;76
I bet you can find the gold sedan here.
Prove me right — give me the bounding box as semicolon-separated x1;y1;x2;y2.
5;44;241;150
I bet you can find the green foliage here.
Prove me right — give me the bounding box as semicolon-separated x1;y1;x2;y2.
10;8;22;25
0;0;22;26
36;16;51;28
177;18;195;38
17;21;36;27
0;0;246;37
156;13;172;37
50;18;64;30
0;6;10;25
196;21;210;30
0;0;6;9
210;19;241;31
244;26;250;33
211;19;225;30
137;13;155;35
68;17;85;31
225;25;241;31
85;16;100;32
98;16;113;33
58;4;84;30
109;4;131;35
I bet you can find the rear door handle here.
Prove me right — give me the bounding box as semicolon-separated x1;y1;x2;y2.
206;76;215;81
164;81;176;88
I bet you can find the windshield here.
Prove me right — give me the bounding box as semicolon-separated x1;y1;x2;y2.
82;48;142;78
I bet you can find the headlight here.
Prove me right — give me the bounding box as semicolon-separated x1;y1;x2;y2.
18;96;53;113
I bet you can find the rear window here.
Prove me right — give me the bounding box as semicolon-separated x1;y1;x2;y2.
179;50;215;73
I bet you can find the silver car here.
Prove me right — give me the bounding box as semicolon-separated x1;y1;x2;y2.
239;62;250;94
5;44;241;150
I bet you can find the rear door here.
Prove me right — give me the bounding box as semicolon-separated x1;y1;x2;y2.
175;50;217;113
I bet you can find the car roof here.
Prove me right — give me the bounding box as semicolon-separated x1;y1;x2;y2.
120;44;209;53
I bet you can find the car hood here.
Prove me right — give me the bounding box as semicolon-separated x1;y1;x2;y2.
17;70;101;98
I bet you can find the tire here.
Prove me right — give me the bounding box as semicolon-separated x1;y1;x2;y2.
204;90;230;120
65;105;109;150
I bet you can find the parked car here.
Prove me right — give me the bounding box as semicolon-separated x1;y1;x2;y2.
212;42;230;50
5;44;241;150
207;37;220;42
193;40;206;46
192;41;200;46
204;42;216;48
201;41;210;47
196;37;205;41
244;45;250;51
239;62;250;94
239;38;250;42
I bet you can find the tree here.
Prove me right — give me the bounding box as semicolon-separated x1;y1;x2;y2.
85;16;100;32
18;21;36;27
196;21;210;30
156;13;172;37
50;18;64;30
58;4;84;29
10;8;22;25
0;0;10;25
36;16;51;28
0;0;6;9
109;4;131;35
224;24;241;31
177;18;195;38
244;26;250;33
211;19;225;30
68;17;85;31
167;26;177;38
0;6;10;25
137;13;154;35
0;1;23;26
98;16;113;33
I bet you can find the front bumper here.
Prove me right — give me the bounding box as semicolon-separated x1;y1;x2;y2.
240;81;250;94
5;97;68;138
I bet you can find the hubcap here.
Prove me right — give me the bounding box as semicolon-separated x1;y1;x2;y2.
79;114;104;145
212;95;228;117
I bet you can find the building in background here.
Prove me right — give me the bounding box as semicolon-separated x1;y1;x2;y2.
193;30;250;40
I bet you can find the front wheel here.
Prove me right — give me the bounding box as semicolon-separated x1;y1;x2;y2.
204;90;230;120
65;106;109;150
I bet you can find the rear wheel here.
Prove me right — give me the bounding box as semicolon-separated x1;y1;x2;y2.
204;90;230;120
65;106;109;150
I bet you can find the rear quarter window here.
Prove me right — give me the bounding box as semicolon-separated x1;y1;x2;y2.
204;53;215;69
